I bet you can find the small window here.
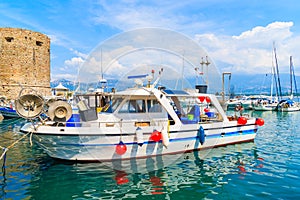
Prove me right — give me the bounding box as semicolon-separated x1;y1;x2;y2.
148;100;162;112
111;98;123;112
5;37;14;42
36;41;43;46
118;99;146;113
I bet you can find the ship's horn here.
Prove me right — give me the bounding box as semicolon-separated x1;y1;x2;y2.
15;94;44;119
47;100;72;122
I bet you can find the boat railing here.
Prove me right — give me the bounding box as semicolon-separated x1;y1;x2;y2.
52;119;170;128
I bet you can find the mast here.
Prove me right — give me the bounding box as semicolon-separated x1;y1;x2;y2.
290;56;293;97
273;42;282;100
290;56;299;101
272;45;279;100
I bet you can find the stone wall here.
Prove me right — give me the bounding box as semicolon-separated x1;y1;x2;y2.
0;28;51;100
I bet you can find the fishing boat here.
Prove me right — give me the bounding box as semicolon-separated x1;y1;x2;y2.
17;72;264;162
0;96;19;118
0;105;19;118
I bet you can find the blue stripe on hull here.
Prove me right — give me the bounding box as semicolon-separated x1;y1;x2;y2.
34;129;256;147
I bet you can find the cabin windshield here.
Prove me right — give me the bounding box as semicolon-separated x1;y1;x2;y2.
169;95;221;124
111;96;166;120
111;98;123;112
114;97;162;114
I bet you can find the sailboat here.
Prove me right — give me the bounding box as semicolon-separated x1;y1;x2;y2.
253;45;279;111
277;56;300;112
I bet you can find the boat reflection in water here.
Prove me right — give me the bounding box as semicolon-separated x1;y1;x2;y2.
26;142;264;199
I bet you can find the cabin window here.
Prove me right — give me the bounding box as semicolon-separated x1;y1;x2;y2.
148;99;162;112
118;99;146;113
111;98;123;112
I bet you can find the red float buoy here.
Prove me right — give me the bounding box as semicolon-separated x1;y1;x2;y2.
237;116;247;125
198;96;205;103
204;107;210;113
150;130;162;142
116;141;127;155
205;96;211;103
255;118;265;126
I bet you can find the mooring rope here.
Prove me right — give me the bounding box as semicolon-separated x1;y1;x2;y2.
0;131;34;172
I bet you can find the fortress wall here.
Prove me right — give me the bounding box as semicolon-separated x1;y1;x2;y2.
0;28;51;100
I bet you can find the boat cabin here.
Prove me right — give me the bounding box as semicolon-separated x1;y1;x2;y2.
73;87;225;126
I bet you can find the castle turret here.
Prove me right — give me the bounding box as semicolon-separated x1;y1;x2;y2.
0;28;51;100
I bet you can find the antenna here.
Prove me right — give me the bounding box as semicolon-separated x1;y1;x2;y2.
205;56;210;84
152;68;163;88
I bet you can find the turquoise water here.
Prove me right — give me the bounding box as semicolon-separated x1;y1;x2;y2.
0;111;300;199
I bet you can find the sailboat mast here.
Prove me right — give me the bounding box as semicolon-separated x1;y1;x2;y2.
290;56;293;96
272;45;279;100
291;56;299;101
273;43;282;100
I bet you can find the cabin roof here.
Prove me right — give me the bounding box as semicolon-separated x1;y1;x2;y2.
163;89;189;96
114;88;152;96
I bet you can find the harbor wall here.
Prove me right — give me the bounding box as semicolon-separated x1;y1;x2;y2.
0;28;51;100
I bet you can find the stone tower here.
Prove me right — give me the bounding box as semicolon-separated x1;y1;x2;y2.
0;28;51;100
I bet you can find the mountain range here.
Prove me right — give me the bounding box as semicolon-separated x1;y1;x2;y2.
51;73;300;96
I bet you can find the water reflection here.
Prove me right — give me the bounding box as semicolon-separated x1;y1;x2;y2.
23;142;262;199
3;112;299;199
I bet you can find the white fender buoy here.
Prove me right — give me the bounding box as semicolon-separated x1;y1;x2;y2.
136;127;144;146
161;126;169;148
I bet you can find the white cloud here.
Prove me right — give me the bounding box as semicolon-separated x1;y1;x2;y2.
51;73;77;81
195;21;299;75
64;57;85;68
69;48;88;59
53;57;85;81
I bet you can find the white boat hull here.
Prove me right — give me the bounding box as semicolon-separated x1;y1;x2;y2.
21;120;258;161
253;104;277;111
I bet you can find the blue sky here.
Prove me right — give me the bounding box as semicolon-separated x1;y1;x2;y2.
1;0;300;81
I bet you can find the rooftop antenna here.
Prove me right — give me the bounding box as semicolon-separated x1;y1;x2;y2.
205;56;210;85
99;48;107;91
152;68;163;88
181;51;185;89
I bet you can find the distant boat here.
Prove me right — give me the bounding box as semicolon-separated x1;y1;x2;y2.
225;95;258;110
0;97;19;119
277;56;300;112
253;56;279;111
0;103;19;119
277;99;300;112
252;95;278;111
